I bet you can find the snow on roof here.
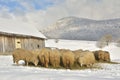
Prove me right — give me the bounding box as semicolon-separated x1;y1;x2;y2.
0;18;46;39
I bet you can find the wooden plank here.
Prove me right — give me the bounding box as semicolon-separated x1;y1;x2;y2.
0;36;3;52
4;36;15;52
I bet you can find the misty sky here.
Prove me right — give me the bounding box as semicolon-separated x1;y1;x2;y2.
0;0;120;29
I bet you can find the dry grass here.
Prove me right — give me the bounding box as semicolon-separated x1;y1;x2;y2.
26;60;120;70
96;61;120;64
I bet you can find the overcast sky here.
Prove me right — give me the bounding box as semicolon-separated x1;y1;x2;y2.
0;0;120;29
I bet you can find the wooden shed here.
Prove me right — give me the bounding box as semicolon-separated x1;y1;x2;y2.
0;18;46;55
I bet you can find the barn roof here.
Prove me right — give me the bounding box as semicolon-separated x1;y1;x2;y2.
0;18;46;39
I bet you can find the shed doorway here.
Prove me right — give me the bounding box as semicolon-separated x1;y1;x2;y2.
15;38;21;48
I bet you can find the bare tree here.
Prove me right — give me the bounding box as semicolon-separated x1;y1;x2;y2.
96;39;106;48
96;34;112;48
54;38;59;43
104;34;112;46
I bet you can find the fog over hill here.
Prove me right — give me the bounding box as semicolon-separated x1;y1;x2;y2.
41;16;120;41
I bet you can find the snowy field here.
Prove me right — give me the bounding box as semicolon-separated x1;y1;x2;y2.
0;39;120;80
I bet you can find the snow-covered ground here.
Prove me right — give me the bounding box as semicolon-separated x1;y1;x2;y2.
0;39;120;80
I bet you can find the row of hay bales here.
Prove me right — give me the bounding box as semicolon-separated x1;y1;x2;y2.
12;48;110;69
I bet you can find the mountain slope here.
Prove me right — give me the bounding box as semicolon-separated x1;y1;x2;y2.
41;16;120;40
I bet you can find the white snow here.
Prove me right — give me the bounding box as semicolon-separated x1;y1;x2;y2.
0;39;120;80
0;18;46;39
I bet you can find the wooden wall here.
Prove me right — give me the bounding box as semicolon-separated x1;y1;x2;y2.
4;36;15;52
0;35;15;53
0;36;3;52
0;35;45;55
20;37;45;50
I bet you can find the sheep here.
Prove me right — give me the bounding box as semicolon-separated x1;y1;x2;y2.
104;51;110;62
12;48;39;66
38;48;50;68
72;49;83;63
98;50;104;61
78;51;96;67
49;49;61;68
93;50;110;62
59;49;75;69
93;50;104;61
